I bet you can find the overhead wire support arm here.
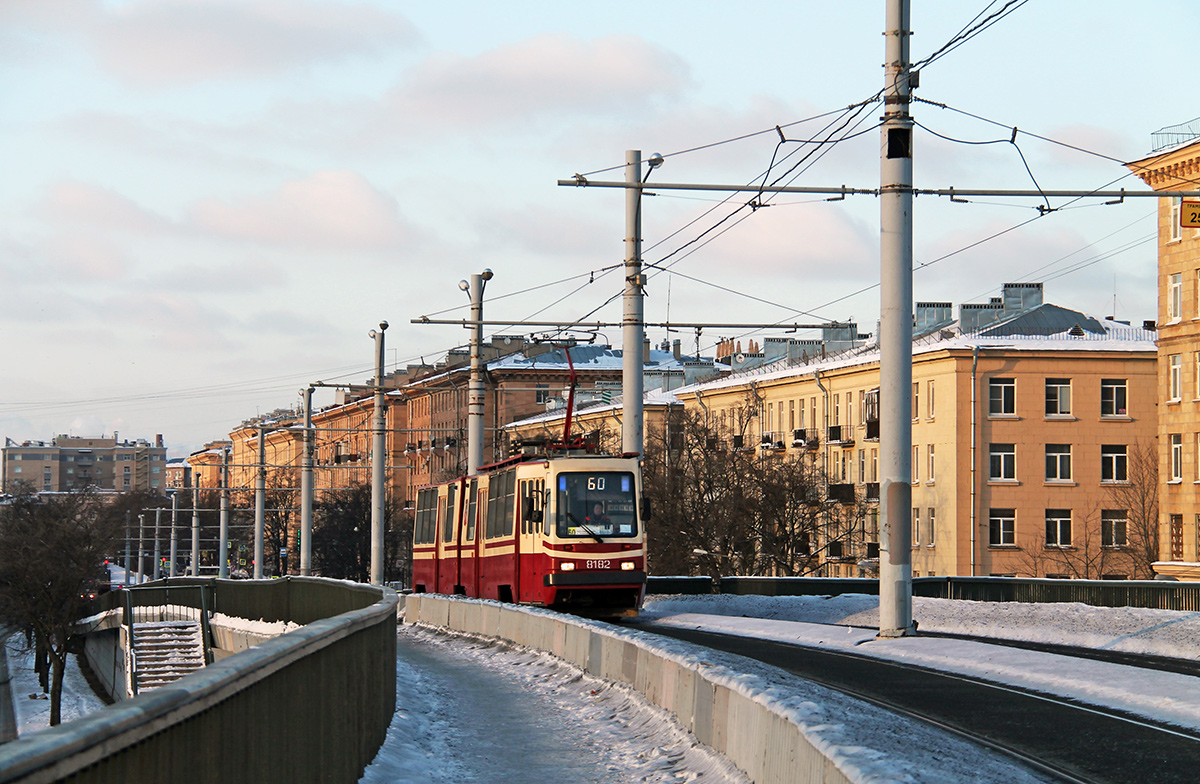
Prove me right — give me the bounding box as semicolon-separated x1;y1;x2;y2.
557;179;875;198
558;179;1200;201
411;317;837;330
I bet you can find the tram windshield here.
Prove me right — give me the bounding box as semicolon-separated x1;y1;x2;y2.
555;471;638;539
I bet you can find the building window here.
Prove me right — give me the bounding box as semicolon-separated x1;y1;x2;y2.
927;380;935;419
989;378;1015;416
912;445;919;482
1170;354;1183;401
1101;445;1127;482
912;507;920;548
1171;197;1183;242
1101;510;1127;548
1100;379;1127;417
927;444;935;481
1171;434;1183;481
858;449;865;484
1196;353;1200;399
989;509;1015;546
989;443;1016;481
1045;444;1071;481
1045;509;1072;547
535;384;550;404
1045;378;1071;416
912;383;919;422
871;449;878;482
833;394;840;426
928;507;936;546
1171;514;1184;560
1169;272;1183;321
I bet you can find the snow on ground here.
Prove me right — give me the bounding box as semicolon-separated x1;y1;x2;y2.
641;593;1200;733
3;636;106;735
361;622;754;784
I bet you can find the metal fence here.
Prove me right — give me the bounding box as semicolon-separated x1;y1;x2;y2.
0;577;398;784
648;575;1200;611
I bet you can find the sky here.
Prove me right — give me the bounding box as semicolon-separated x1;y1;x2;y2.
0;0;1192;456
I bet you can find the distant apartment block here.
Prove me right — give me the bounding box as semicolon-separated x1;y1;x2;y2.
2;434;168;493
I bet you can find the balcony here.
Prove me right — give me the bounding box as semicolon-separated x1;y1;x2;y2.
827;483;855;504
827;425;854;447
865;482;880;501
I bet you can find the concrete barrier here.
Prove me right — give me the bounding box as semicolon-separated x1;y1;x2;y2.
403;594;861;784
0;579;397;784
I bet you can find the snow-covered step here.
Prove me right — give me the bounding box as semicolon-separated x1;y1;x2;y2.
131;620;206;693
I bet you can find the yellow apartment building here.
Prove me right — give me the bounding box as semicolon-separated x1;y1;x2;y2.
674;287;1157;578
1130;133;1200;576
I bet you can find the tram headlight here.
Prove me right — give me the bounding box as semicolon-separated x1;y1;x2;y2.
621;561;635;570
560;562;575;571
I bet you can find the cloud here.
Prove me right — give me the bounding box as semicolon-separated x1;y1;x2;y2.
189;170;416;250
384;33;691;130
39;181;172;234
3;0;419;85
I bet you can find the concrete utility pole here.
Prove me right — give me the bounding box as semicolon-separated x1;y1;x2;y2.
300;386;314;577
623;149;645;456
191;471;201;577
169;491;179;578
136;514;145;584
370;321;389;585
254;427;265;579
123;511;131;579
152;507;162;581
219;447;230;579
462;270;493;475
878;0;915;638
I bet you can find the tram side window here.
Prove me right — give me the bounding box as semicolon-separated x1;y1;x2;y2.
486;475;501;539
500;470;516;537
442;485;457;543
415;488;437;545
466;479;478;541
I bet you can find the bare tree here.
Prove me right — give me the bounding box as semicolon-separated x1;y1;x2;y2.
1104;441;1159;579
642;404;859;579
0;486;123;725
312;483;410;583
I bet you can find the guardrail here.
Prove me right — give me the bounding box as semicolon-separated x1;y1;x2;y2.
647;575;1200;611
0;577;398;784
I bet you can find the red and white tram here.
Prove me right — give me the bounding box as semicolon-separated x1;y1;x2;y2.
411;452;647;618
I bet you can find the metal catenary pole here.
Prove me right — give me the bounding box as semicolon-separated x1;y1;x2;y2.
152;507;162;581
219;447;229;579
254;427;265;579
370;321;389;585
136;513;145;584
465;271;492;474
169;491;178;578
191;471;201;576
623;149;645;456
878;0;915;638
300;386;314;576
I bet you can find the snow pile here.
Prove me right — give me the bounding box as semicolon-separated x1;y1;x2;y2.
642;592;1200;659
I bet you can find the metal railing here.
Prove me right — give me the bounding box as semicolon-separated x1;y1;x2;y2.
121;584;214;697
0;577;398;784
648;575;1200;611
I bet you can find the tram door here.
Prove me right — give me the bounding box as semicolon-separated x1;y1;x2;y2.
462;479;480;596
517;478;546;604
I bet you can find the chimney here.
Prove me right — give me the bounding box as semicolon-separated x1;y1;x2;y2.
643;338;651;363
672;339;682;360
1002;282;1043;317
156;434;164;448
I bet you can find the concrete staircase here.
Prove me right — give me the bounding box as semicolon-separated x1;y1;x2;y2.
131;620;206;693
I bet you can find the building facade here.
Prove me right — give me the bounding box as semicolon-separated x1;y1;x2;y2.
672;288;1157;578
1130;138;1200;574
2;434;168;493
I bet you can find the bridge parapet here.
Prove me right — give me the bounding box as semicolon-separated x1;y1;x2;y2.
0;577;397;784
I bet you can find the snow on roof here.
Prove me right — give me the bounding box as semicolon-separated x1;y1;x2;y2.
408;345;700;387
676;305;1155;396
504;387;681;430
